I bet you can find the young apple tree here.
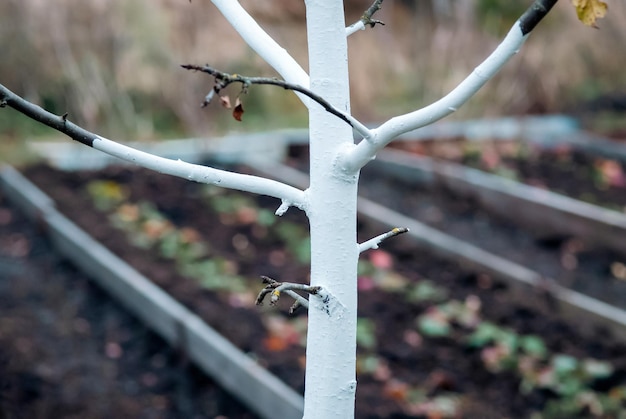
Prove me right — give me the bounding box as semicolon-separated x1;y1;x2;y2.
0;0;607;418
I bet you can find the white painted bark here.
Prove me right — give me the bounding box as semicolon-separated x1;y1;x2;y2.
91;136;306;211
0;2;559;418
341;23;530;171
303;1;359;417
210;0;310;106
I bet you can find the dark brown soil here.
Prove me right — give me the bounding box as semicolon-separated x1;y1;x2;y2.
290;143;626;308
15;163;626;418
0;191;258;419
358;162;626;308
391;139;626;211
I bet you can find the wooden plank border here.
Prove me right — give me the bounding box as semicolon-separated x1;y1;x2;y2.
248;161;626;341
0;165;304;419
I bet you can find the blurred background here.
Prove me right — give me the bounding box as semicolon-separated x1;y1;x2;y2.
0;0;624;159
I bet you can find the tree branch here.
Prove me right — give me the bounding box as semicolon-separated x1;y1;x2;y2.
182;64;372;138
255;275;345;317
342;0;559;171
346;0;385;36
519;0;558;35
358;227;409;253
0;83;307;213
256;276;317;314
209;0;311;106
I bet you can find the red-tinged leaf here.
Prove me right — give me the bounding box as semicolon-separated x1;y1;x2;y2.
263;335;289;352
382;380;409;402
596;159;625;187
358;276;376;291
220;95;231;109
233;98;244;121
572;0;608;27
369;249;393;269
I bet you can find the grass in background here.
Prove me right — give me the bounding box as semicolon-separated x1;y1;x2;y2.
0;0;624;155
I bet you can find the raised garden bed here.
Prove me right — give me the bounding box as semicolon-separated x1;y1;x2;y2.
0;188;257;419
390;135;626;211
10;162;626;418
283;142;626;311
362;151;626;305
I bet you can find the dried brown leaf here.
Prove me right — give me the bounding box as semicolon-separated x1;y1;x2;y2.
233;98;244;122
220;95;231;109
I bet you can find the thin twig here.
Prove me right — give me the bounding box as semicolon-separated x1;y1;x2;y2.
346;0;385;35
256;276;321;314
0;83;307;208
0;83;97;147
519;0;558;35
344;0;560;171
362;0;385;28
210;0;310;108
181;64;372;138
358;227;409;253
183;64;352;125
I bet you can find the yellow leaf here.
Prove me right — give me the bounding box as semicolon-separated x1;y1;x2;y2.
572;0;608;27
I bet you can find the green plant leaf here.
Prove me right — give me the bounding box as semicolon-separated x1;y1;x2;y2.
556;377;585;397
257;208;276;226
582;359;613;379
294;238;311;264
356;354;382;374
356;318;377;350
520;335;548;359
86;180;128;211
417;313;451;337
407;280;449;303
552;354;579;376
497;330;519;352
159;230;181;258
375;271;409;292
466;322;502;347
357;260;375;277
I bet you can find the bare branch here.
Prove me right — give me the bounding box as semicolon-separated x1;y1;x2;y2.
256;276;320;314
182;64;372;138
342;0;559;171
210;0;311;108
358;227;409;253
346;0;385;36
0;83;307;211
0;84;93;148
519;0;559;35
255;276;345;317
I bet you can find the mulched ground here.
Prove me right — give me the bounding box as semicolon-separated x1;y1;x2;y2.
391;139;626;210
0;191;258;419
290;142;626;308
14;163;626;418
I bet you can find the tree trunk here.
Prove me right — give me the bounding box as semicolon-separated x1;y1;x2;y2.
303;1;359;418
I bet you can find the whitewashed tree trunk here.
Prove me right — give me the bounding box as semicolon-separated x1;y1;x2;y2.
0;1;563;418
304;1;359;417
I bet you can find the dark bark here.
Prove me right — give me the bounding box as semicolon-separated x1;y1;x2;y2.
0;83;96;147
519;0;559;36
